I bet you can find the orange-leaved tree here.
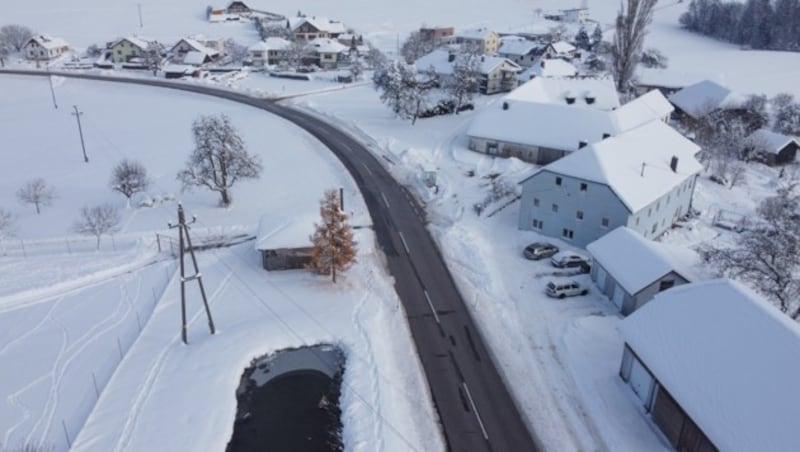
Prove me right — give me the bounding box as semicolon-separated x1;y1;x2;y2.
308;189;357;283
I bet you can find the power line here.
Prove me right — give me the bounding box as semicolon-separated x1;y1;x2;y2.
71;105;89;163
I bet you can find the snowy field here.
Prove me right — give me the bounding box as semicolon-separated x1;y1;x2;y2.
0;77;442;452
2;0;800;450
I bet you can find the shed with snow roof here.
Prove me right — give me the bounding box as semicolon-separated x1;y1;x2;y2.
667;79;741;120
744;128;800;166
255;214;315;271
618;278;800;452
586;227;690;315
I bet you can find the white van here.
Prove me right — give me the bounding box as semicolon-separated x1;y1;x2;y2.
545;280;588;298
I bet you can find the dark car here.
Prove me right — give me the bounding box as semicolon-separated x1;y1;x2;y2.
523;242;559;260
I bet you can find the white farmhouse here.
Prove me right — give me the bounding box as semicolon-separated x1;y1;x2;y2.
414;49;520;94
517;120;702;247
619;279;800;452
24;35;70;61
248;38;291;67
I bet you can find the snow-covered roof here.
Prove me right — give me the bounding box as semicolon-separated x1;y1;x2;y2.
183;51;209;65
249;37;291;52
548;41;576;54
26;34;69;50
454;27;495;40
619;279;800;452
636;68;722;90
498;37;543;56
505;77;619;110
415;49;519;76
111;36;152;50
307;37;348;54
611;89;674;132
668;80;741;118
540;120;702;212
255;214;315;250
290;16;347;35
524;58;577;78
746;129;800;154
586;227;690;294
468;100;617;152
171;38;219;57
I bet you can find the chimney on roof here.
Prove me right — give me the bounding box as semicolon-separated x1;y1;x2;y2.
578;140;588;149
641;162;646;177
502;101;509;110
585;93;596;104
670;156;679;172
602;132;610;139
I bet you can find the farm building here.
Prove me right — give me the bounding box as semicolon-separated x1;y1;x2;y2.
744;128;800;166
255;215;315;271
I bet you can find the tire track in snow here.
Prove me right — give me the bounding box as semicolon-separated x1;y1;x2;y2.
0;295;67;357
26;276;137;447
112;270;233;452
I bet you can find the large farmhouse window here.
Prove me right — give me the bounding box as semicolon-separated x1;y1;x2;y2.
576;210;583;220
555;176;562;186
580;183;587;191
532;219;543;229
601;217;609;227
533;198;540;207
552;204;559;212
652;223;658;234
562;228;574;239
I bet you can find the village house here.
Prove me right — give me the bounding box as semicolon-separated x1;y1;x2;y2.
248;37;291;66
634;68;719;97
419;26;454;44
544;41;578;60
467;79;674;164
618;279;800;452
108;36;154;63
586;227;691;315
744;128;799;166
517;120;702;247
561;7;590;23
518;57;578;80
225;1;251;15
170;37;221;65
668;79;741;120
24;35;70;61
497;37;545;68
255;214;315;271
451;28;500;55
414;49;520;94
289;16;347;42
305;38;348;69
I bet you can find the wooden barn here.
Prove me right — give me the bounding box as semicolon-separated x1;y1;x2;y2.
255;214;315;271
619;279;800;452
744;128;800;166
226;1;251;14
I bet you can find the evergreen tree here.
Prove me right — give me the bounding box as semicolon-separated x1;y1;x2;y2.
308;189;357;283
574;27;591;50
591;24;604;47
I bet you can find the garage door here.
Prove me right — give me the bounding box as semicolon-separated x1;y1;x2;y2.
612;284;625;310
629;358;654;407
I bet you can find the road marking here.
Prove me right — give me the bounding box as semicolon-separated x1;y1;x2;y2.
362;162;373;175
462;382;489;441
398;231;410;255
424;290;440;324
381;192;390;208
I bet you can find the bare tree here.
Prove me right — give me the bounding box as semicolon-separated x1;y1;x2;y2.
259;23;293;40
445;53;480;113
639;47;668;68
307;189;357;283
703;185;800;320
0;24;33;52
0;43;8;67
141;41;165;75
400;31;437;63
223;38;248;65
177;114;262;207
16;178;56;214
73;204;121;250
110;159;150;207
0;207;16;241
611;0;658;92
363;44;387;69
348;58;364;81
284;41;306;69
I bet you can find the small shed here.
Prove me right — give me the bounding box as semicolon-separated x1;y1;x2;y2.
255;214;315;271
586;227;691;315
744;128;800;166
618;279;800;452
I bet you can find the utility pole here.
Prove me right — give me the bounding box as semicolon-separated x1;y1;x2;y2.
169;203;216;345
137;3;144;28
71;105;88;163
47;66;58;109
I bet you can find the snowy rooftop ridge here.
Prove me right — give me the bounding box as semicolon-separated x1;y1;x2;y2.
307;38;348;54
26;34;69;50
454;27;495;40
524;57;577;79
586;227;690;294
505;77;619;110
289;16;347;34
610;89;674;132
539;120;702;212
746;128;800;154
255;214;316;250
619;279;800;452
248;37;291;51
668;79;742;118
548;41;576;54
414;49;519;76
498;37;543;56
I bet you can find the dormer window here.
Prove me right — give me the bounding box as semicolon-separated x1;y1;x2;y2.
565;96;576;105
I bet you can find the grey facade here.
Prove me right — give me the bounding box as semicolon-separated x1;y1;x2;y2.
591;264;689;316
518;171;698;247
468;137;566;165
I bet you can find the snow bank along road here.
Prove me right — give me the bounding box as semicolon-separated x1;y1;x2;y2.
0;70;540;452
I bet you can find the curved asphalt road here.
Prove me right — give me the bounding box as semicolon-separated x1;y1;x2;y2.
0;70;541;452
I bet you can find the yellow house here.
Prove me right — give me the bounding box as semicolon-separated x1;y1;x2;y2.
452;28;499;55
109;37;152;63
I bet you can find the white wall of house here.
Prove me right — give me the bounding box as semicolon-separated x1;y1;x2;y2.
24;42;68;60
111;40;145;63
518;171;631;247
625;174;697;240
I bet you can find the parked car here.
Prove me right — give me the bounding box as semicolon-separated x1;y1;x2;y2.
545;280;588;298
550;252;591;273
524;242;559;260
